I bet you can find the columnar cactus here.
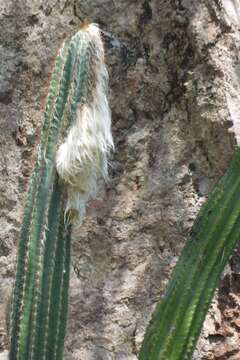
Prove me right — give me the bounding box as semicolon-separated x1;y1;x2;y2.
139;148;240;360
9;24;113;360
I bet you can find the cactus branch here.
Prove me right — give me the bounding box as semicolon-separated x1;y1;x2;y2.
139;148;240;360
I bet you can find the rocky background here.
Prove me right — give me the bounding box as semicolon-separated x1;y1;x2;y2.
1;0;240;359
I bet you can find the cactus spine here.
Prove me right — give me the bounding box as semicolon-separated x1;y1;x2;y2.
139;148;240;360
9;24;112;360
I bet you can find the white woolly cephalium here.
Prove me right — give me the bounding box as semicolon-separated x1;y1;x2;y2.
56;24;114;223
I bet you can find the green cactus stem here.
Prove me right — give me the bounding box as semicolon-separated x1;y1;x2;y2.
9;24;112;360
139;148;240;360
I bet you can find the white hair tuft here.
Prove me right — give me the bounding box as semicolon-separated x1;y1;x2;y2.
56;24;114;224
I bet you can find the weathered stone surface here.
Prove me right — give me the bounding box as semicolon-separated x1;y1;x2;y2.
1;0;240;359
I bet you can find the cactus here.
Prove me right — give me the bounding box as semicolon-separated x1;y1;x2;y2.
9;24;113;360
139;148;240;360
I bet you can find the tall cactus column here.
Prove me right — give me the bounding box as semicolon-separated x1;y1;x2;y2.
9;24;113;360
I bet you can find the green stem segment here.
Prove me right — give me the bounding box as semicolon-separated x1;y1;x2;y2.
9;27;99;360
139;148;240;360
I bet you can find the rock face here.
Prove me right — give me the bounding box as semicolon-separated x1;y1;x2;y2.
1;1;240;359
